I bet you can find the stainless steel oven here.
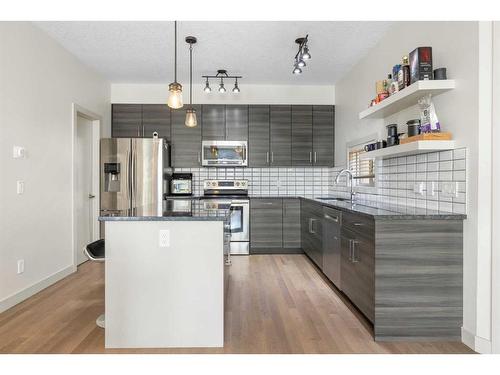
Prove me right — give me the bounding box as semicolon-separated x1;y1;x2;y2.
201;140;248;167
203;179;249;255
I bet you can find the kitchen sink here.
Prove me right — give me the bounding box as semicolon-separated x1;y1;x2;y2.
315;197;350;202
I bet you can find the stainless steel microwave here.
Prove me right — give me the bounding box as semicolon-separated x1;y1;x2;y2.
201;141;248;167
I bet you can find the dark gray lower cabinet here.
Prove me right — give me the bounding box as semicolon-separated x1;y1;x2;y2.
171;105;202;167
283;199;301;249
112;104;142;137
322;207;342;288
341;225;375;323
301;199;323;268
250;199;283;251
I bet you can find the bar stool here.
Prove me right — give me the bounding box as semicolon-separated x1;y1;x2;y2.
84;239;105;329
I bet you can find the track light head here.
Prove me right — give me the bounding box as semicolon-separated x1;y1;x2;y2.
297;58;306;68
302;45;311;60
293;66;302;75
218;79;226;93
204;78;211;93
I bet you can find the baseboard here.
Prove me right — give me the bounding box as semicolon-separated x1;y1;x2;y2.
0;264;76;313
461;326;492;353
250;248;304;254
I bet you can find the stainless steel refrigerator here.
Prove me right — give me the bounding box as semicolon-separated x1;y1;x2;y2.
100;138;171;217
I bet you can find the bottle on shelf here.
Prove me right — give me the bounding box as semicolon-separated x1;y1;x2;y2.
399;55;411;90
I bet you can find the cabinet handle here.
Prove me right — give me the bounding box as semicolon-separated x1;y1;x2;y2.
314;151;317;163
197;151;201;164
348;239;353;261
137;125;141;137
351;240;360;263
309;218;316;234
271;151;274;164
353;222;364;227
266;151;269;164
309;151;312;163
324;214;339;223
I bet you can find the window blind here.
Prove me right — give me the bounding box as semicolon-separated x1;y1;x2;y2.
348;147;374;184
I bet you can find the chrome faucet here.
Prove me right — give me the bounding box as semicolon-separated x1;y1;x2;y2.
334;168;356;203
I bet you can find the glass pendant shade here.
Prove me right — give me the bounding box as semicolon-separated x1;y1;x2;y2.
168;82;183;109
185;108;197;127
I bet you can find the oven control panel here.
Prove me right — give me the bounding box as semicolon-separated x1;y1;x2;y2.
203;179;248;190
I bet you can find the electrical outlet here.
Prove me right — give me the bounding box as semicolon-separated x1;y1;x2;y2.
441;181;459;198
16;180;25;195
159;229;170;248
13;146;26;159
413;182;425;196
17;259;24;274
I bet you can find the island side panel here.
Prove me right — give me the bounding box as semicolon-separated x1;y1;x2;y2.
105;220;224;348
374;219;463;341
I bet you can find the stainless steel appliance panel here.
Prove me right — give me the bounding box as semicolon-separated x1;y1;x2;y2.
323;207;342;288
132;138;164;212
100;138;132;212
201;140;248;167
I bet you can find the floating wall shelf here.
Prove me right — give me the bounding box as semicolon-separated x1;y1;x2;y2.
359;80;456;120
360;140;456;160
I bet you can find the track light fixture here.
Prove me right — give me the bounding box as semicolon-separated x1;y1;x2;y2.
292;35;311;75
203;70;242;94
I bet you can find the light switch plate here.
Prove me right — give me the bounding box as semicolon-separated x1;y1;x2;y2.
16;180;25;195
159;229;170;248
17;259;25;274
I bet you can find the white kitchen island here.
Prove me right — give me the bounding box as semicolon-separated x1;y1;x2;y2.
99;200;229;348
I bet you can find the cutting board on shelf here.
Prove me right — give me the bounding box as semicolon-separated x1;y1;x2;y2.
400;132;452;144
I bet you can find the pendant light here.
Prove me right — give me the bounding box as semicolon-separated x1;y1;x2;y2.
167;21;183;109
185;36;197;127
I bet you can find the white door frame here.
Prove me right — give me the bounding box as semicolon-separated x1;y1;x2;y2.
491;21;500;354
72;103;101;269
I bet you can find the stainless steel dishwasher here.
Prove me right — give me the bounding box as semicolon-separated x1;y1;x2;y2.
322;207;342;288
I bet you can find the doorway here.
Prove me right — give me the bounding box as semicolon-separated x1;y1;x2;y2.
72;104;101;266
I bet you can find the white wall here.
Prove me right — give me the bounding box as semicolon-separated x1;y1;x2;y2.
0;22;110;312
111;83;335;105
334;21;490;352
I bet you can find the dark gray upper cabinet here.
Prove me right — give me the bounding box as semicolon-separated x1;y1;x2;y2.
313;105;335;166
291;105;313;166
112;104;142;138
283;198;301;248
225;105;248;141
171;105;202;167
248;105;270;167
142;104;171;141
202;105;225;140
270;105;292;166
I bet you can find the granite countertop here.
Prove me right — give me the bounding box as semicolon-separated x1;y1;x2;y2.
151;195;466;220
99;199;230;221
249;195;466;220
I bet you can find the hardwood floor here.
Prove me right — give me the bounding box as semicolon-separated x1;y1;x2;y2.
0;255;474;354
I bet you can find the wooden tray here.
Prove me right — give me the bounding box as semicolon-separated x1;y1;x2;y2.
400;132;452;144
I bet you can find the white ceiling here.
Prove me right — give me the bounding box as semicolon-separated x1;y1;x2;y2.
33;21;393;85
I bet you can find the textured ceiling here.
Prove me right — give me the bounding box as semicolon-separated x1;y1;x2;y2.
33;21;393;85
